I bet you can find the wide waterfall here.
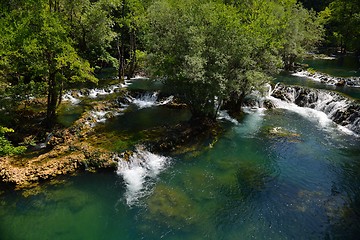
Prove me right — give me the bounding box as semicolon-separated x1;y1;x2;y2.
270;84;360;134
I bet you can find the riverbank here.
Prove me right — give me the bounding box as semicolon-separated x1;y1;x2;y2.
0;101;119;189
0;88;221;190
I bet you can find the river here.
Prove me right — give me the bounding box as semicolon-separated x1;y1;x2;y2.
0;58;359;239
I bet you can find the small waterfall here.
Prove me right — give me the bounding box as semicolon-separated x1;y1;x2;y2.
34;133;54;149
115;146;170;206
126;92;158;108
292;70;360;87
126;92;174;109
62;92;81;104
217;110;239;125
270;84;360;135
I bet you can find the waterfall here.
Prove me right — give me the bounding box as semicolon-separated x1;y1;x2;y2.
292;70;360;87
125;92;174;109
217;110;239;125
270;84;360;135
115;146;171;206
62;92;81;104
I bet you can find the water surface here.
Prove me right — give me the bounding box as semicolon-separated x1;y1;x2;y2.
1;107;359;239
1;59;360;239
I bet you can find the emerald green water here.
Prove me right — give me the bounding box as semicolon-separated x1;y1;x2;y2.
1;108;359;239
1;60;360;239
302;55;360;77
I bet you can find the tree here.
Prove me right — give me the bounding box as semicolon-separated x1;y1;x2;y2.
0;0;97;128
110;0;147;81
280;2;324;69
0;126;26;156
323;0;360;53
298;0;332;12
60;0;117;70
146;0;281;118
233;0;323;70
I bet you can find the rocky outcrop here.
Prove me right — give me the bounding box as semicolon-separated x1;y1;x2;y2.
0;100;121;189
271;84;360;134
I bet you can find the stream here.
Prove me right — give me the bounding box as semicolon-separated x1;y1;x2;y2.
0;58;359;239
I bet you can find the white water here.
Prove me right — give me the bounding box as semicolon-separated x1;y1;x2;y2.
292;71;323;83
90;110;109;123
116;146;170;206
270;83;360;135
268;96;358;136
237;108;266;137
218;110;239;125
292;70;360;87
126;92;174;109
62;92;81;104
89;84;121;98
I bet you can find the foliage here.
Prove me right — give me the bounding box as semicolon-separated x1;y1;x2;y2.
109;0;148;79
60;0;117;69
322;0;360;53
146;0;322;117
0;126;26;156
0;0;97;127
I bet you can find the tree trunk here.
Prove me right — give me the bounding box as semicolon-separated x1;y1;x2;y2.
118;0;126;83
128;30;137;78
46;72;58;128
117;37;125;83
223;92;245;116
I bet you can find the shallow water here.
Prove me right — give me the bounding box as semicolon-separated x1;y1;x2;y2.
1;60;360;239
1;106;359;239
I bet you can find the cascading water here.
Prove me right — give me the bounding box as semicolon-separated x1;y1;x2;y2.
125;92;174;109
62;92;81;104
292;70;360;87
115;146;171;206
270;84;360;135
217;110;239;125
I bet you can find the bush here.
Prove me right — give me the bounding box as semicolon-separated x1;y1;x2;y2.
0;126;26;156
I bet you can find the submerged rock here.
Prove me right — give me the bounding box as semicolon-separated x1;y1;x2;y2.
146;184;198;227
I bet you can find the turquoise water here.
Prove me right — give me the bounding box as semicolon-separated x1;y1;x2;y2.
1;60;360;239
1;107;359;239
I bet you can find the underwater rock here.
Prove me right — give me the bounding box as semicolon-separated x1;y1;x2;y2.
146;184;198;227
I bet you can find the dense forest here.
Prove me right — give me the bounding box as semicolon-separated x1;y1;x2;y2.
0;0;359;156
